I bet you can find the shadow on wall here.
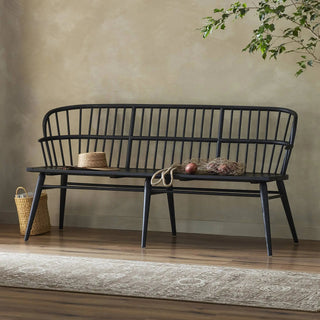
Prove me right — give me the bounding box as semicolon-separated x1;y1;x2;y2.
0;0;40;223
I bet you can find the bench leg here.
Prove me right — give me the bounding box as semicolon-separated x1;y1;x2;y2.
259;182;272;256
24;173;46;241
141;178;152;248
164;174;176;236
59;174;68;229
166;189;177;236
276;180;298;243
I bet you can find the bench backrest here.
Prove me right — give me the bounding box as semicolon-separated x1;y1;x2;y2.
40;104;297;175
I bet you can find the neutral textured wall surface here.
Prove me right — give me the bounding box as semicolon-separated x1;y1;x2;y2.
1;0;319;240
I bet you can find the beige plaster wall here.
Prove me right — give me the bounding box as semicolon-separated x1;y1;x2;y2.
1;0;319;240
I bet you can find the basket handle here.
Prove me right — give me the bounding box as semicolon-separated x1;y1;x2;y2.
15;186;29;198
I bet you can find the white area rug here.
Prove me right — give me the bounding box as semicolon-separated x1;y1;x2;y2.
0;252;319;312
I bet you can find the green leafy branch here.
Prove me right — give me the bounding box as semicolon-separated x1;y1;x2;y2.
201;0;320;76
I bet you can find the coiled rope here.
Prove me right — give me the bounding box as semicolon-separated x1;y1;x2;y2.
150;164;180;187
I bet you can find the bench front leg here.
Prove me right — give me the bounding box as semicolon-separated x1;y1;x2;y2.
141;177;152;248
259;182;272;256
24;173;46;241
276;180;298;243
164;174;176;236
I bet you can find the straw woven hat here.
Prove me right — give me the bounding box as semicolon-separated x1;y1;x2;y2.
77;152;117;171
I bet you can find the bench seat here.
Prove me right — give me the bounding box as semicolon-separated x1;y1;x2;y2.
27;166;288;182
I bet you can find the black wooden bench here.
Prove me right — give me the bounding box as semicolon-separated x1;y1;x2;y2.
25;104;298;256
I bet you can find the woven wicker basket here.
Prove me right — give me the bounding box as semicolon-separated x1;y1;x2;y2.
14;187;50;236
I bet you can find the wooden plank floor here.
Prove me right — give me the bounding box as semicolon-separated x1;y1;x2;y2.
0;224;319;319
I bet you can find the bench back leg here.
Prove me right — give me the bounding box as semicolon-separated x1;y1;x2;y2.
166;189;177;236
24;173;46;241
259;182;272;256
276;181;298;243
59;174;68;229
141;178;152;248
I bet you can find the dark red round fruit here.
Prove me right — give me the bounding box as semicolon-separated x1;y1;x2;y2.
185;162;197;174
